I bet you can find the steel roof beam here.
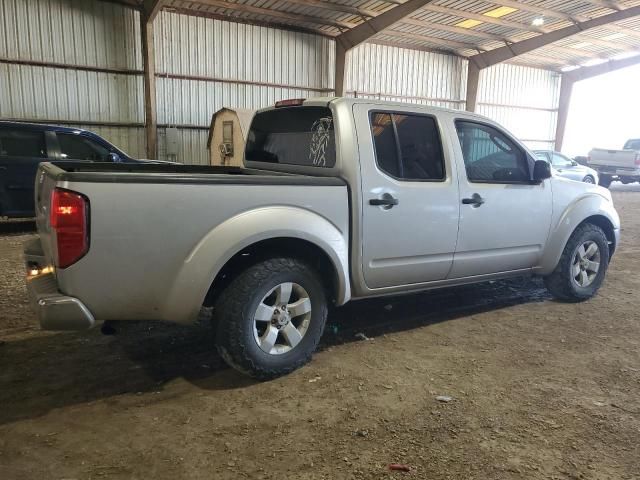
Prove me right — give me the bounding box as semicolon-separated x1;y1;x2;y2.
333;0;436;95
143;0;165;23
468;6;640;69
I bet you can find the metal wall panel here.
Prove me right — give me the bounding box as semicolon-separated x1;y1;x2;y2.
476;63;560;149
478;64;561;110
0;63;143;123
153;10;336;163
155;12;334;89
155;77;325;126
345;43;467;109
0;0;141;70
158;127;209;165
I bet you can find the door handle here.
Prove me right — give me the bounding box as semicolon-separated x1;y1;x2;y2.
0;166;6;170
462;193;485;207
369;193;399;208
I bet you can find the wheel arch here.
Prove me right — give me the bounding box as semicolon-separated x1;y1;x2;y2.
581;214;616;257
161;206;350;324
538;196;619;275
203;236;344;311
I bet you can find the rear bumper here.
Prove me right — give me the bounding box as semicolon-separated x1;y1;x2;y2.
24;238;96;331
592;166;640;177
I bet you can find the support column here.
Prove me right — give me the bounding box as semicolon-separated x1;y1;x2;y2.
465;61;480;112
141;14;157;159
554;75;574;151
331;0;437;98
334;43;347;97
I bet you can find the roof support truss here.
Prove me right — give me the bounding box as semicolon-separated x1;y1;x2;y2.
468;6;640;69
333;0;436;95
465;5;640;112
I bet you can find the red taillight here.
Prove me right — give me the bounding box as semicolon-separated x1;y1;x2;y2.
50;188;89;268
635;154;640;166
275;98;305;108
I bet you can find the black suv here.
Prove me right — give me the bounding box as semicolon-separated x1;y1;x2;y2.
0;121;139;218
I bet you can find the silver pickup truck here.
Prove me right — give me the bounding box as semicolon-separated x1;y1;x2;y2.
25;98;620;378
588;138;640;188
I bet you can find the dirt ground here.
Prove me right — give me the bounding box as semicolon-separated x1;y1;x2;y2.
1;187;639;480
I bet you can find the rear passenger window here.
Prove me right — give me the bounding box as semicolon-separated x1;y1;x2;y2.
370;112;445;181
0;129;46;158
58;133;109;161
245;107;336;167
455;121;529;183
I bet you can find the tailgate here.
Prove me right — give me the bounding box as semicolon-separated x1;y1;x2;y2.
33;163;62;265
589;149;638;168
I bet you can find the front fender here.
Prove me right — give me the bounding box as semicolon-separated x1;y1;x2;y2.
162;206;351;324
537;191;620;275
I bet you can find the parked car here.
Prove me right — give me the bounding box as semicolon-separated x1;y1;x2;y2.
0;121;139;218
588;138;640;188
533;150;599;184
24;98;620;379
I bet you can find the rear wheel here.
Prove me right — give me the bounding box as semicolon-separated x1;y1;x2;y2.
544;223;609;302
598;175;612;188
213;257;328;379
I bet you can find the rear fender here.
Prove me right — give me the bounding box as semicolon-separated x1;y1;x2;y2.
163;206;350;324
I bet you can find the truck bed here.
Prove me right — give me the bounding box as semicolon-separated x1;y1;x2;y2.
33;161;350;326
48;161;344;186
588;149;640;169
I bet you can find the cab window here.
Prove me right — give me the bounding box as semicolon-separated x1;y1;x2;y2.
370;112;445;181
455;121;529;183
245;107;336;167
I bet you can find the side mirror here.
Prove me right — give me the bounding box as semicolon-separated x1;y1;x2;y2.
571;160;578;166
107;152;122;163
533;160;552;182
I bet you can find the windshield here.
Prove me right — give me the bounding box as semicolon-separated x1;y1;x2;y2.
624;139;640;150
245;106;336;167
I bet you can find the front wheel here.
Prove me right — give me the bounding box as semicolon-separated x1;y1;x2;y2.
213;257;328;379
583;175;595;184
544;223;609;302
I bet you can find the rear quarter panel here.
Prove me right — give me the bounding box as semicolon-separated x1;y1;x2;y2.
54;180;349;324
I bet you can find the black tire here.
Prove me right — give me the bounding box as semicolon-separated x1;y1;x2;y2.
582;175;595;184
213;257;328;379
598;175;612;188
543;223;609;302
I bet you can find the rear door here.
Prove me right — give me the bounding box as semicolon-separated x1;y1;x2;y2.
0;126;51;217
450;120;552;278
355;104;460;289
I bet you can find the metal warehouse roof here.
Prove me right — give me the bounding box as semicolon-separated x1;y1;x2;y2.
120;0;640;71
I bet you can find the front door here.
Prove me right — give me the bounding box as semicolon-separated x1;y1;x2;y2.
450;120;552;278
355;104;460;289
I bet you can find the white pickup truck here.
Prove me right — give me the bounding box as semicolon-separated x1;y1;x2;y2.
588;138;640;188
25;98;620;378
